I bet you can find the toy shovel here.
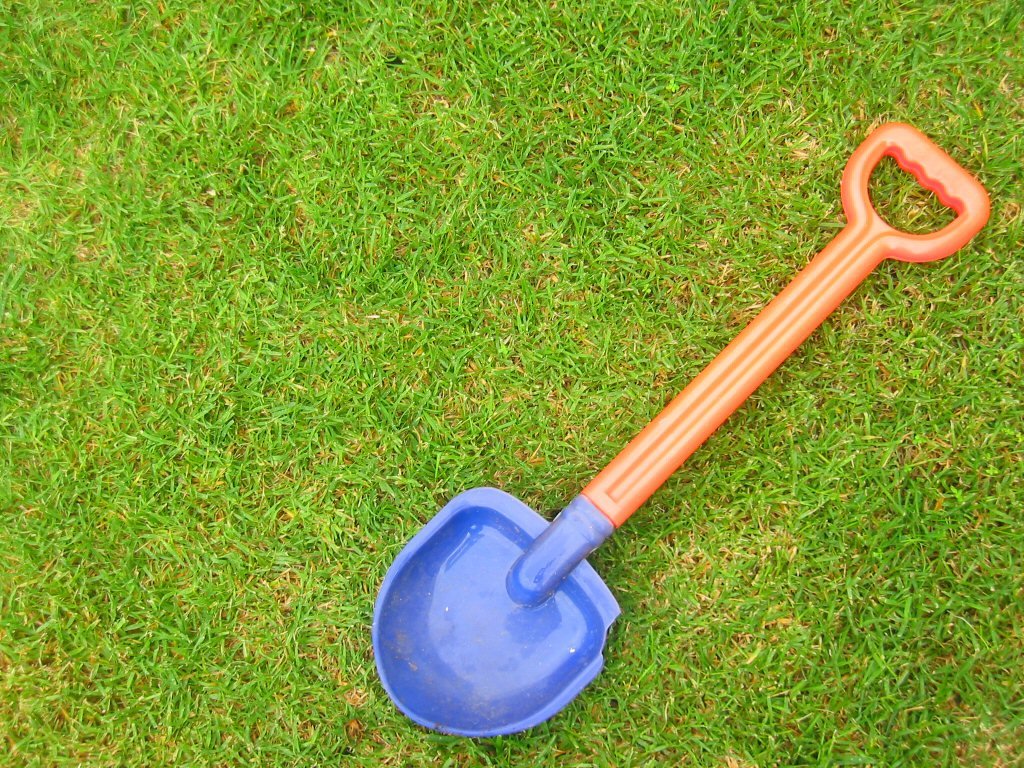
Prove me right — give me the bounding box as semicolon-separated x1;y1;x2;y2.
372;123;989;736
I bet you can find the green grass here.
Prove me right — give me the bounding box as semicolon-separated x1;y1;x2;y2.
2;0;1022;765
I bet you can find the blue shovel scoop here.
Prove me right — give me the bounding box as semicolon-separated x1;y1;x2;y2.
371;123;989;736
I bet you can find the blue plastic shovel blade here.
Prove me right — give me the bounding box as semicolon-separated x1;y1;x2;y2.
372;487;620;736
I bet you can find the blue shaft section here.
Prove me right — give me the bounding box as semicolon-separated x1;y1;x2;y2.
506;495;614;606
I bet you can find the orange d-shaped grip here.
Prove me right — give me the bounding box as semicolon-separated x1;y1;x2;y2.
583;123;989;527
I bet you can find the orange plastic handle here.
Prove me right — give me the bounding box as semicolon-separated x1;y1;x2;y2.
583;123;989;527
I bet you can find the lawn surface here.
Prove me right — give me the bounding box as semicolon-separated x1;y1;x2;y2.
2;1;1023;765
